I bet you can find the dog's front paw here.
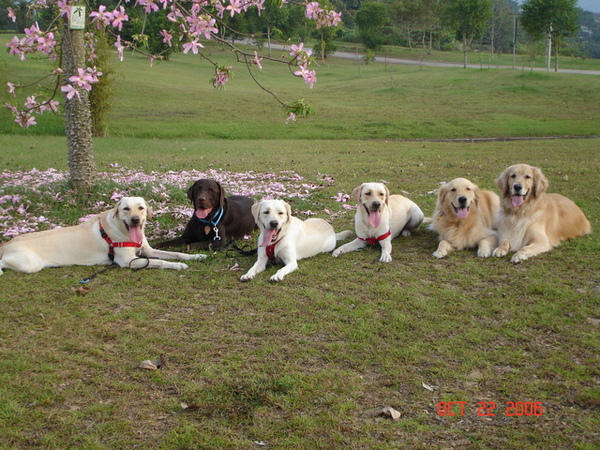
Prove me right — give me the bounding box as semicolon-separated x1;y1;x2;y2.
173;263;189;270
492;247;507;258
477;248;492;258
191;254;208;261
510;253;528;264
332;249;342;258
240;273;254;282
432;250;446;259
401;230;411;237
379;253;393;263
269;273;285;283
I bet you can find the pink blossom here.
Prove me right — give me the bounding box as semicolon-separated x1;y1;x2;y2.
225;0;243;17
305;2;321;20
252;51;263;69
160;30;173;47
7;7;16;22
6;36;27;60
68;68;95;91
57;0;71;17
14;113;37;128
61;84;80;101
24;96;38;110
7;82;16;95
138;0;160;14
182;39;203;54
294;64;317;88
115;36;125;61
110;6;128;31
285;112;296;124
212;66;232;87
90;6;113;28
187;13;217;39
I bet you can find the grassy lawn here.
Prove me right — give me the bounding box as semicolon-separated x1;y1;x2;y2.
0;37;599;449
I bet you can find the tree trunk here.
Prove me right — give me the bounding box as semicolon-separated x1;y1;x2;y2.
62;19;96;191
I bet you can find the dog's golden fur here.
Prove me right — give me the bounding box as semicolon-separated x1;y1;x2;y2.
492;164;591;263
431;178;500;258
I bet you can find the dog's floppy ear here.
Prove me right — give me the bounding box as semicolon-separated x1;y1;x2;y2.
496;168;509;198
283;201;293;223
216;181;226;207
531;166;548;198
144;200;153;220
472;182;480;206
112;198;124;220
384;184;390;205
436;183;448;211
351;184;364;203
186;181;197;202
251;201;262;223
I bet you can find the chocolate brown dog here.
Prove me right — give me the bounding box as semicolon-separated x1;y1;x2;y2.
155;179;256;250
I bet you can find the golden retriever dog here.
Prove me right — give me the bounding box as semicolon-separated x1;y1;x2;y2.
332;182;424;262
240;199;351;282
431;177;500;258
0;197;206;275
492;164;592;263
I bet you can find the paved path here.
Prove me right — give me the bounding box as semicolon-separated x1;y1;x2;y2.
257;41;600;76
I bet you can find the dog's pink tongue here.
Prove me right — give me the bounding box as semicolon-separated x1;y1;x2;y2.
195;207;212;219
260;228;277;247
512;195;524;208
457;207;469;219
369;210;382;228
129;225;144;244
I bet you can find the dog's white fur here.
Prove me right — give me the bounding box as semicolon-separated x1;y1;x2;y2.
240;199;351;282
431;177;500;258
332;182;424;262
492;164;592;263
0;197;206;275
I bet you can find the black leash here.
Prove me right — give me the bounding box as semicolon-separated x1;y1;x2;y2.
79;264;118;283
78;257;154;283
226;240;257;257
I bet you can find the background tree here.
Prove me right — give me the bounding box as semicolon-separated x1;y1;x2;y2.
355;1;389;51
520;0;580;71
443;0;492;68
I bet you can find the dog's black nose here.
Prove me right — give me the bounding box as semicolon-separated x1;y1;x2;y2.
371;201;381;210
458;196;467;205
131;216;141;225
269;220;279;229
514;183;522;192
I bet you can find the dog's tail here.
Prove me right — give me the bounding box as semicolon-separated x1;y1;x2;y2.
335;230;353;241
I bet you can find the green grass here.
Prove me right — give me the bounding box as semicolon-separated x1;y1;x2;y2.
0;34;599;449
2;38;600;140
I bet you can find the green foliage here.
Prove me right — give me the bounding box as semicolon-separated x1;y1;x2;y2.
521;0;580;42
89;29;116;137
355;1;389;50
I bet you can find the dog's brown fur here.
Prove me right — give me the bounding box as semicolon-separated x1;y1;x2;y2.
492;164;591;263
431;178;500;258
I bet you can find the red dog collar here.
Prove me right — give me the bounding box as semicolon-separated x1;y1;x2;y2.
358;229;391;246
99;222;142;261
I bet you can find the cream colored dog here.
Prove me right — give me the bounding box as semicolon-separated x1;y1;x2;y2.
0;197;206;275
240;199;351;282
492;164;592;263
332;182;424;262
431;178;500;258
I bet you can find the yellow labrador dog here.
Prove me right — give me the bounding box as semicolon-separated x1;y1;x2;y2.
492;164;591;263
332;182;424;262
0;197;206;275
240;199;351;282
431;178;500;258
